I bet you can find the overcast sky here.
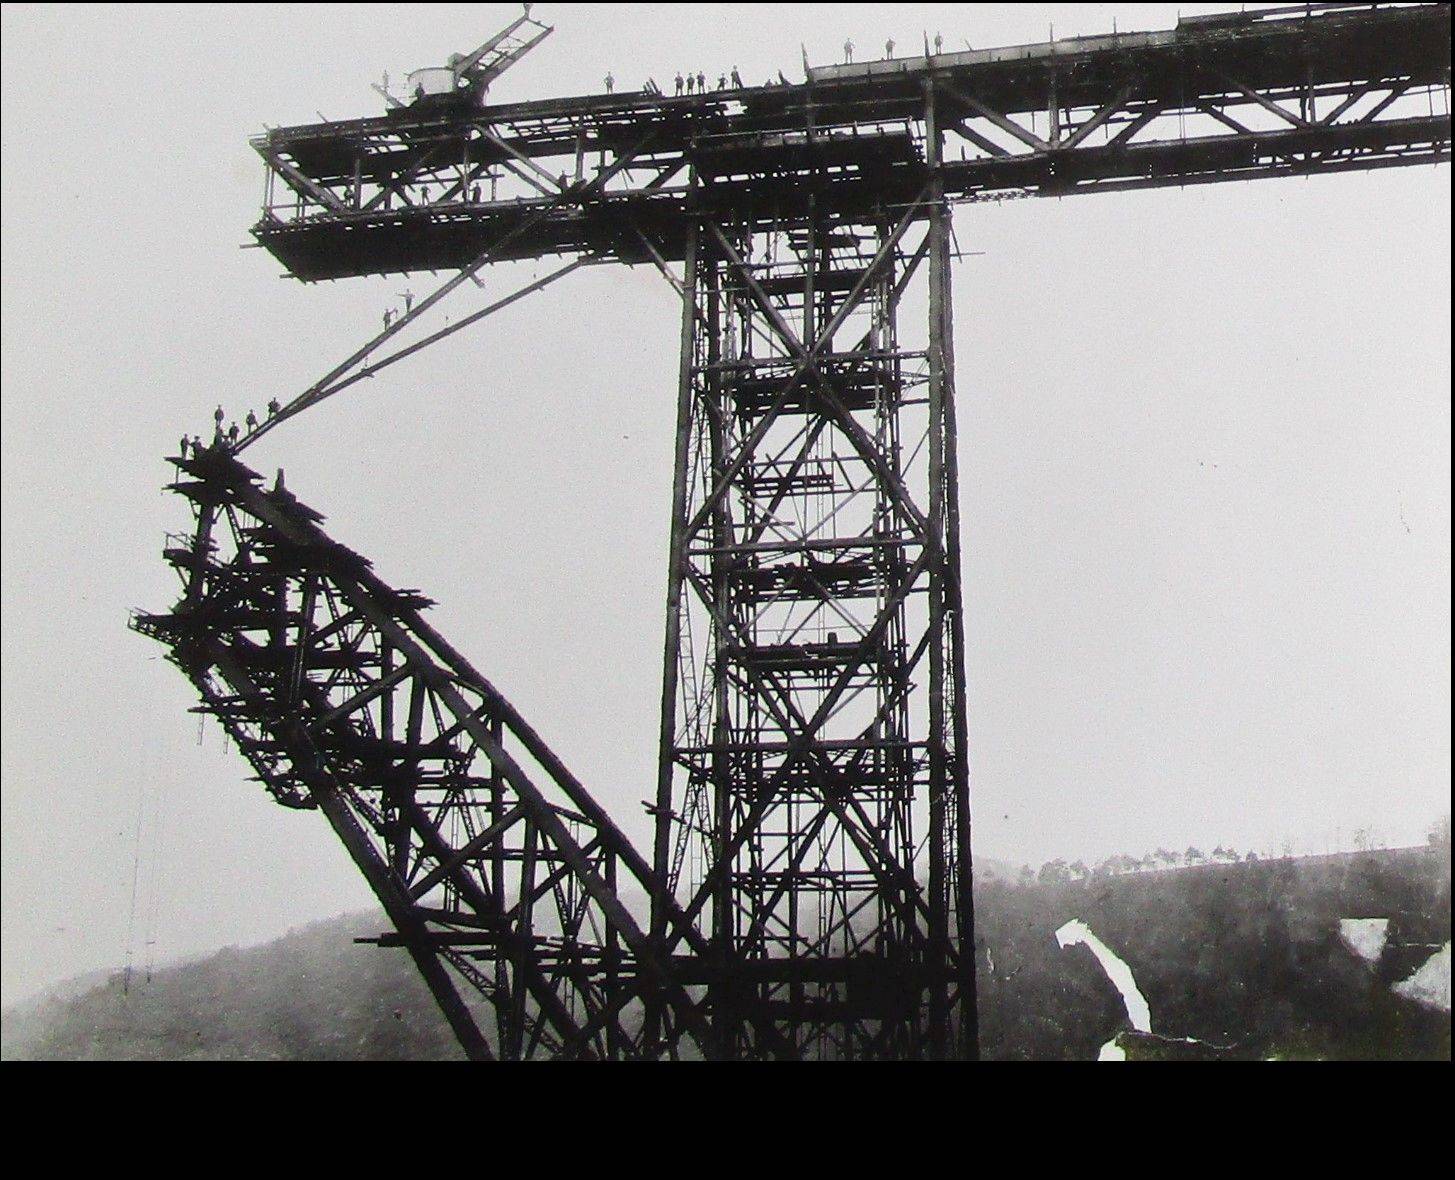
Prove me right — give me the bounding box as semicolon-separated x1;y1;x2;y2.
1;2;1449;1008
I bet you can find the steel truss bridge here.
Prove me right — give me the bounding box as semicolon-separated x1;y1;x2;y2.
135;2;1449;1060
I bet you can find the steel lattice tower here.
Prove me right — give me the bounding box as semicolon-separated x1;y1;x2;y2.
650;89;975;1059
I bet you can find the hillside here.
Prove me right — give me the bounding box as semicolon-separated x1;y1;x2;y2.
975;845;1449;1060
4;846;1448;1061
2;913;463;1061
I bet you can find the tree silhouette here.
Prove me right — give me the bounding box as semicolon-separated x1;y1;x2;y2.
1038;858;1072;887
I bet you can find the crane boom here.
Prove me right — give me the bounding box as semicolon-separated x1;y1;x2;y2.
451;10;554;91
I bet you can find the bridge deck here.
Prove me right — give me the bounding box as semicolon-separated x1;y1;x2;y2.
252;3;1450;281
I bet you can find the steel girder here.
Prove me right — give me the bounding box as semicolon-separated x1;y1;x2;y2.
248;4;1449;281
132;450;716;1060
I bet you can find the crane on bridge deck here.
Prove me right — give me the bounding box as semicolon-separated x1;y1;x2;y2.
373;4;554;112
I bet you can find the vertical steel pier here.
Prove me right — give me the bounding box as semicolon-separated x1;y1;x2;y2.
651;84;976;1060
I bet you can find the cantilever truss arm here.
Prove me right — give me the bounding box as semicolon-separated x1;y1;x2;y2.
239;131;660;453
133;449;714;1059
934;41;1450;200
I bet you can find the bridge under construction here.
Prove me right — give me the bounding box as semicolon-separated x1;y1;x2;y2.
134;2;1451;1060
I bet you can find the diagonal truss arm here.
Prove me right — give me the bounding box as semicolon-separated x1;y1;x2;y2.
133;448;715;1059
239;131;660;452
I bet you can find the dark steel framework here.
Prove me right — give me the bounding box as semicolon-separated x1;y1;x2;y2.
647;103;974;1059
245;2;1449;288
133;452;717;1059
138;3;1449;1060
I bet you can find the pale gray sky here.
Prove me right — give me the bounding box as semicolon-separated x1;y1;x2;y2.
1;3;1449;1008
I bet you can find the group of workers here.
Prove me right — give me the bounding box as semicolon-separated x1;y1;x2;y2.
604;68;756;96
185;288;428;456
672;66;745;94
381;289;415;331
602;28;954;99
182;400;285;455
842;32;945;63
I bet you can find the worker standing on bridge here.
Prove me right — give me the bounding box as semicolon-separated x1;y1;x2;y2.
604;71;614;93
731;66;743;88
696;70;706;92
675;71;684;95
844;38;853;63
934;31;943;53
717;73;727;90
886;38;895;57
